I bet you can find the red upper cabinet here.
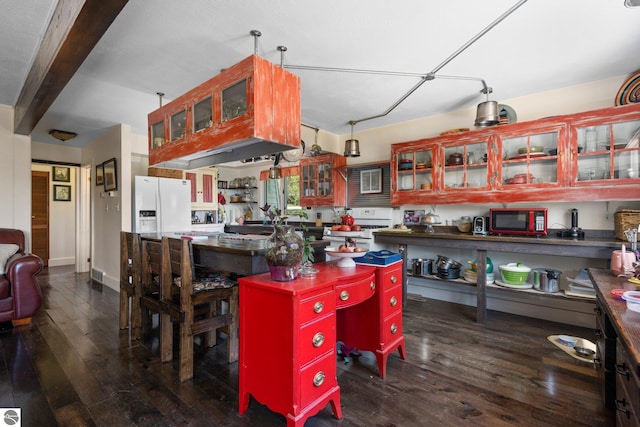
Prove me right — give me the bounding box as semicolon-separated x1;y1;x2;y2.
148;55;301;169
567;105;640;200
300;153;347;207
391;129;495;205
390;103;640;205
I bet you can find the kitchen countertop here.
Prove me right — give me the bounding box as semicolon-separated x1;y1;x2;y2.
374;228;623;259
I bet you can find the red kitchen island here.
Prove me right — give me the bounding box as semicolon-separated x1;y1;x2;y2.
238;259;405;427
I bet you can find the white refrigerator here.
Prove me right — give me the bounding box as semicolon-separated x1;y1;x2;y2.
133;176;191;233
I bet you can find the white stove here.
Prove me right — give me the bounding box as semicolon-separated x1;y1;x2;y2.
322;207;394;253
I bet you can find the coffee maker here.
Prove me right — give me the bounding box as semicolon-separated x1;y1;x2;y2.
557;208;585;239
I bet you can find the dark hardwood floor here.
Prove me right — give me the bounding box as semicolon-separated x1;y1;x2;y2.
0;266;614;426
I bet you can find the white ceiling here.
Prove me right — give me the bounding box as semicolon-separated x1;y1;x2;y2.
2;0;640;148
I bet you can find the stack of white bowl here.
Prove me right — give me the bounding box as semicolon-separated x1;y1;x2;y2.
463;268;495;284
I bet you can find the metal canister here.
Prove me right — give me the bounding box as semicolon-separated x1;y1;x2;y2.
412;258;424;276
422;259;433;276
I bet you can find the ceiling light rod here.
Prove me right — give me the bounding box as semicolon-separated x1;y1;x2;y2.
284;64;427;78
350;0;527;126
250;30;261;55
278;45;287;67
301;122;319;132
430;0;528;75
156;92;164;108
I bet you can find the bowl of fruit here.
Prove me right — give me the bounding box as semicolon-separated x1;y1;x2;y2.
325;245;367;267
329;223;363;236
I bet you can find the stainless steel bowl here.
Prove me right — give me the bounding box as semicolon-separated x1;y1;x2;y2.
574;346;595;358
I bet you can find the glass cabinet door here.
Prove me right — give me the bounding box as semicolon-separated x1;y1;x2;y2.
170;110;187;141
396;149;434;191
301;164;315;197
151;121;164;148
501;131;559;186
317;162;333;196
222;79;247;122
442;141;489;189
193;96;212;132
301;161;334;197
574;119;640;183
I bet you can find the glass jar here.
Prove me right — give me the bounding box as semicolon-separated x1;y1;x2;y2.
265;225;304;281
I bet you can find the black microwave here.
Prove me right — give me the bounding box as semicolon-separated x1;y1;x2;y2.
489;208;548;236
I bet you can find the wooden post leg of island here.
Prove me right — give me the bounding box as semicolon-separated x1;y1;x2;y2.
398;244;407;309
476;250;487;324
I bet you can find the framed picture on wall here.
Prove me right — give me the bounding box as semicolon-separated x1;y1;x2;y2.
95;163;104;186
53;166;70;182
53;185;71;202
103;158;118;191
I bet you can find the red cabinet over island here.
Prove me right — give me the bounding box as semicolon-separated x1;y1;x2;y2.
148;55;301;170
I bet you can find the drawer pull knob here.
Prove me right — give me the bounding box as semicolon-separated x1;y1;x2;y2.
615;363;631;380
313;301;324;314
340;290;349;301
390;296;398;307
594;307;602;315
313;371;325;387
370;281;375;290
391;275;397;284
390;323;397;334
312;332;325;348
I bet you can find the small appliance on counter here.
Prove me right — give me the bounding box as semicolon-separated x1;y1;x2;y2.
473;216;489;235
556;208;585;239
489;208;547;236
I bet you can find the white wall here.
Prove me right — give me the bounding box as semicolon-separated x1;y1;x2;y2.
78;125;133;291
0;105;33;246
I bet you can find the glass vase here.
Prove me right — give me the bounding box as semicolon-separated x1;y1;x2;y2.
265;225;304;281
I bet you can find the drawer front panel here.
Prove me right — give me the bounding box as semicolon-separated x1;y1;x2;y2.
299;315;335;366
616;340;640;421
383;284;403;316
379;264;402;292
299;351;337;409
595;299;615;339
299;289;335;325
335;273;375;309
381;310;403;345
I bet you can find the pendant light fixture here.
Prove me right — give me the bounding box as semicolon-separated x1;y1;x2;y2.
474;86;500;128
269;153;282;179
344;121;360;157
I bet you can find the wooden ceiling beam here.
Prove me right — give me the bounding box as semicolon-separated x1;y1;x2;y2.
13;0;128;135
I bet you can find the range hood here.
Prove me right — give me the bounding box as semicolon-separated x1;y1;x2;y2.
152;138;297;170
148;55;301;170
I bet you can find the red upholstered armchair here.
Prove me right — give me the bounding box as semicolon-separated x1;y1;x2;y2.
0;228;44;325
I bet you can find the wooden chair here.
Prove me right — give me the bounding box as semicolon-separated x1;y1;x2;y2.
139;238;163;342
119;232;142;336
159;236;238;382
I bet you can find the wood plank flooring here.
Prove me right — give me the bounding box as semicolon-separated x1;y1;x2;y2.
0;266;614;426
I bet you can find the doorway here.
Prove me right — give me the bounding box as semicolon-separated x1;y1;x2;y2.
31;170;50;266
